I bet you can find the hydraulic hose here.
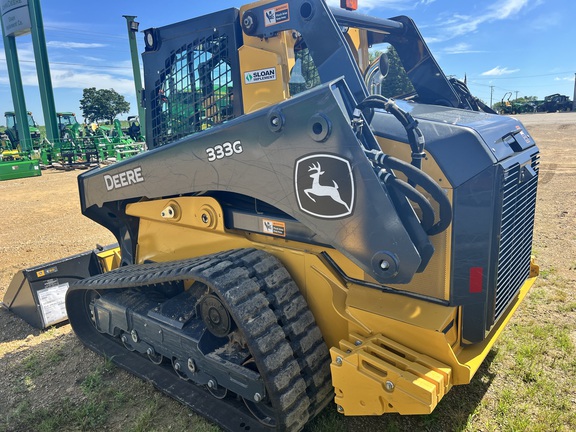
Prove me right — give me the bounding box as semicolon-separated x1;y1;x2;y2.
379;172;435;233
369;152;452;236
356;94;425;169
356;94;452;235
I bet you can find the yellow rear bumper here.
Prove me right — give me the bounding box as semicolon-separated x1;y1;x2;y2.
330;272;538;416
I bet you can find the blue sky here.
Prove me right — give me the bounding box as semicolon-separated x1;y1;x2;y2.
1;0;575;124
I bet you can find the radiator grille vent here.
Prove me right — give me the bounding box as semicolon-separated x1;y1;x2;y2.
492;153;539;322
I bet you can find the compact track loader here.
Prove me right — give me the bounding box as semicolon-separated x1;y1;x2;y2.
6;1;540;430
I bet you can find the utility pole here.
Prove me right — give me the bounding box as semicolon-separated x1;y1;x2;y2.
573;73;576;111
490;85;494;108
123;16;146;140
515;91;519;101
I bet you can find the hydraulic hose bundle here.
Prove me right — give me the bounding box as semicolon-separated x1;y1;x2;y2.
355;95;452;236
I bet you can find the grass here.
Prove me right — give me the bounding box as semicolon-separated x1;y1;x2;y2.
305;274;576;432
21;346;66;380
3;357;118;432
1;351;221;432
468;306;576;432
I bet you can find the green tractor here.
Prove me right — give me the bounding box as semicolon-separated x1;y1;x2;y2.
56;112;99;167
57;112;84;141
498;92;514;114
0;112;42;180
108;118;145;160
2;111;57;168
4;111;43;151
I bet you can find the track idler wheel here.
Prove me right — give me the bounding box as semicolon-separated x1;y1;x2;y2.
199;293;233;337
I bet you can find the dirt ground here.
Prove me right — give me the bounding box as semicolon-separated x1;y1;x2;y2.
0;112;574;431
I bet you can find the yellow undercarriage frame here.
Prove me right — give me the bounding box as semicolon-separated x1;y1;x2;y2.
122;196;539;417
330;268;538;416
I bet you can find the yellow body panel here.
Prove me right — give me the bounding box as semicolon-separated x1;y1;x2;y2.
96;246;121;273
239;44;291;114
330;272;537;415
123;194;538;416
373;135;455;300
239;1;296;114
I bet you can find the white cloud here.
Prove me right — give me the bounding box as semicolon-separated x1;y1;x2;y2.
481;66;520;76
443;43;483;55
0;66;135;96
0;40;135;94
51;70;135;94
554;76;575;82
47;41;107;49
428;0;533;43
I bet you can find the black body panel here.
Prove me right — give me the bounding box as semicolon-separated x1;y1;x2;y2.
78;80;427;285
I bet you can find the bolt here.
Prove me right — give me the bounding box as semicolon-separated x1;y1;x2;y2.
208;379;216;389
355;340;362;346
335;356;343;366
271;116;279;126
179;316;184;322
385;381;395;392
243;15;253;29
337;405;344;413
380;260;390;271
121;335;128;344
254;393;262;402
146;347;154;355
187;358;196;373
131;329;138;343
174;362;181;371
201;213;209;223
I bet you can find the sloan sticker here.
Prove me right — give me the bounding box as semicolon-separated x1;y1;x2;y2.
294;154;355;219
262;219;286;237
244;67;276;84
264;3;290;27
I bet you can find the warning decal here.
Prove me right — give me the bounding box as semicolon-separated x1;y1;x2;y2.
37;281;69;327
262;219;286;237
264;3;290;27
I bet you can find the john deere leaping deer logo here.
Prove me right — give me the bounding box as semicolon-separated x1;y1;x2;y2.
295;154;355;219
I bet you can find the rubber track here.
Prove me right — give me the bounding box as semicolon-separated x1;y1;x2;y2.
233;250;333;418
67;248;332;431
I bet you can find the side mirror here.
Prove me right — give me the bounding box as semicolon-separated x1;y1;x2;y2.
378;53;390;79
364;53;389;95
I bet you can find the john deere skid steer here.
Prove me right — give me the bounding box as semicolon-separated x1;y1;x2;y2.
7;1;540;430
